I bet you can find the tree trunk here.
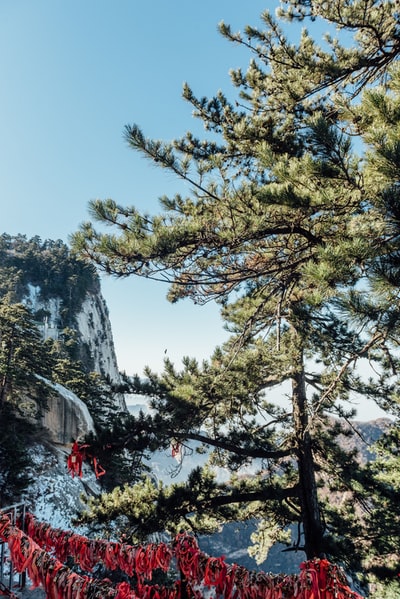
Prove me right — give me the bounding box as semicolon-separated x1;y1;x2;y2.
291;345;324;559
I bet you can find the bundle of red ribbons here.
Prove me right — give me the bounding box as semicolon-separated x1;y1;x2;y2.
67;441;106;479
0;511;365;599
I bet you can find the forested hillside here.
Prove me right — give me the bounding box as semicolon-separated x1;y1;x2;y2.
0;234;133;507
0;233;98;325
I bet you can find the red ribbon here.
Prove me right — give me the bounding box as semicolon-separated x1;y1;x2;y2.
5;512;367;599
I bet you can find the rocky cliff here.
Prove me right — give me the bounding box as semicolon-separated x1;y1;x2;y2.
37;378;96;445
0;234;126;446
24;282;122;389
21;281;126;443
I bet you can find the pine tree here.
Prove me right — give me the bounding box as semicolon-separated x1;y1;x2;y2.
0;295;51;410
0;402;36;505
72;0;400;575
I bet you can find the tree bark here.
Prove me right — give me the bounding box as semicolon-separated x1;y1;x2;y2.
291;343;324;558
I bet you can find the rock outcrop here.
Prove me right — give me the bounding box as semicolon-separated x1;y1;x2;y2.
75;291;121;384
22;281;127;442
37;377;95;445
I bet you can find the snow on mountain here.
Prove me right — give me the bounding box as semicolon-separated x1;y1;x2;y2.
25;443;100;531
23;282;126;411
75;291;120;385
43;379;95;432
24;284;61;341
23;283;119;384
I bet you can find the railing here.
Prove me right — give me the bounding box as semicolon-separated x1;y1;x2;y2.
0;502;26;595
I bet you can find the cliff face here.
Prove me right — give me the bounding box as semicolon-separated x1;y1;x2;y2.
24;283;121;386
74;291;120;384
37;378;95;445
0;235;127;447
22;283;127;442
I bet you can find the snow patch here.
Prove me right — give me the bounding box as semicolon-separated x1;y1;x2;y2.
23;284;62;340
24;443;100;531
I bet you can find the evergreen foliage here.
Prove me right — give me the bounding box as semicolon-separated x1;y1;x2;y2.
0;402;37;504
0;233;98;325
360;423;400;580
72;0;400;586
0;295;51;411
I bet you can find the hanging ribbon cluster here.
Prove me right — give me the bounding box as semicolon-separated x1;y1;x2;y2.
67;441;106;479
17;513;365;599
24;513;173;580
0;512;127;599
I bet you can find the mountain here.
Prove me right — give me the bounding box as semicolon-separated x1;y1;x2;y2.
24;280;122;389
0;234;122;386
0;234;129;509
0;234;126;440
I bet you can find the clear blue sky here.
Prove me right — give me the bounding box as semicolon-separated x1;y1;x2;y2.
0;0;270;375
0;2;386;420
